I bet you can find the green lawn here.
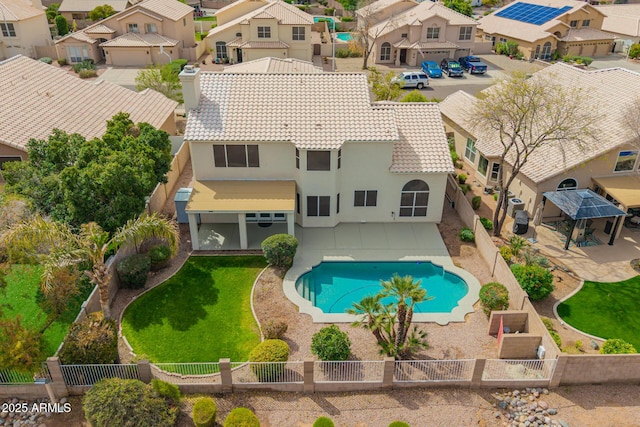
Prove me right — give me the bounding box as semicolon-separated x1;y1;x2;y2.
557;275;640;350
121;256;267;363
2;265;93;356
195;16;216;22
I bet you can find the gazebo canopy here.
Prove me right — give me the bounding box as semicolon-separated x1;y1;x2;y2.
542;189;627;220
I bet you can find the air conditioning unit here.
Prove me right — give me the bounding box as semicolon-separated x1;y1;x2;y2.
537;345;546;359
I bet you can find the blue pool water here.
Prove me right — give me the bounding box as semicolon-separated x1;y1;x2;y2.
335;32;353;42
314;16;335;30
295;261;469;314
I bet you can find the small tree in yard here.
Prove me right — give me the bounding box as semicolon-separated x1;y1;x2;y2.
88;4;116;21
355;0;397;70
261;234;298;270
135;65;183;103
470;72;598;237
55;15;69;36
600;338;636;354
368;67;403;101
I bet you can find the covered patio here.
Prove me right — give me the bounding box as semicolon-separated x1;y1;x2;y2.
592;175;640;221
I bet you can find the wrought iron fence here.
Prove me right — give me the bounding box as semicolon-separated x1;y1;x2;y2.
60;364;139;386
482;359;556;381
231;362;304;384
394;359;475;382
151;363;221;385
314;361;384;383
0;369;35;385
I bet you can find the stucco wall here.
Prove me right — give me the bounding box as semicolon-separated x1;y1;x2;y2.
0;15;53;60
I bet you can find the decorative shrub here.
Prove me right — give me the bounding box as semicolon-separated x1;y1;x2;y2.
311;325;351;361
313;416;335;427
148;244;172;271
192;397;217;427
248;339;289;381
72;59;95;73
493;193;498;201
479;282;509;316
600;338;637;354
510;264;554;301
629;43;640;60
261;234;298;270
59;313;118;364
39;57;53;64
450;150;459;164
83;378;177;427
388;422;411;427
262;320;288;340
78;69;97;79
499;246;513;264
224;407;260;427
459;184;471;195
458;227;475;243
151;379;181;404
522;249;550;268
457;173;467;184
479;217;493;230
471;196;482;210
324;7;335;14
341;16;353;22
508;235;528;258
57;57;67;66
335;48;351;58
117;253;151;289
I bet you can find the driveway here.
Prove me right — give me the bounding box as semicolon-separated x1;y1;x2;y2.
588;53;640;72
96;67;144;91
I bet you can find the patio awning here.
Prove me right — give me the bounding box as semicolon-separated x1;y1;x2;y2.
542;189;627;220
186;180;296;213
592;175;640;208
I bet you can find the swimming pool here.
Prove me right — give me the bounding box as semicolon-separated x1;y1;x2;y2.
295;261;469;315
335;32;353;42
313;16;335;30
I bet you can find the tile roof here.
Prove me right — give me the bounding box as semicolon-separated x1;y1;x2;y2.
232;40;289;49
223;57;322;73
357;0;417;17
0;55;177;152
184;72;450;174
440;63;640;184
84;24;117;34
59;0;129;13
560;28;614;42
66;31;98;43
597;4;640;37
370;2;477;38
137;0;193;21
100;32;179;47
414;41;459;50
0;0;44;21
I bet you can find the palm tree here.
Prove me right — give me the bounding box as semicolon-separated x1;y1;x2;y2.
3;213;179;319
347;294;386;346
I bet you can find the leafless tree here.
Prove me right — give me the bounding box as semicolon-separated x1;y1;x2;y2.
355;0;397;70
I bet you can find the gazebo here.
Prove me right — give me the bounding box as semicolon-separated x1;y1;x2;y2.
542;189;627;250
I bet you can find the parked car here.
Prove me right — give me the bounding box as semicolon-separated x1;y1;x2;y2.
458;56;488;74
440;59;463;77
393;71;429;89
420;61;443;78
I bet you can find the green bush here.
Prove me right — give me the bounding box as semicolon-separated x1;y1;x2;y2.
224;407;260;427
479;282;509;316
389;422;411;427
72;59;95;73
151;379;181;404
59;313;118;364
341;16;353;22
508;235;528;258
471;196;482;210
148;244;172;271
192;397;217;427
492;193;498;201
479;217;493;230
458;227;475;243
55;14;69;36
522;249;550;268
510;264;554;301
629;43;640;59
262;320;288;340
499;246;513;264
57;57;67;66
249;339;289;381
78;69;98;78
261;234;298;270
296;4;309;11
450;150;459;164
83;378;177;427
39;57;53;64
335;48;351;58
324;7;335;14
459;183;471;195
117;253;151;289
311;325;351;361
457;173;467;184
313;416;335;427
541;317;562;348
600;338;637;354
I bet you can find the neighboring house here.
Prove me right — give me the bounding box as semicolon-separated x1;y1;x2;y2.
55;0;196;66
0;55;177;170
223;56;322;72
439;63;640;234
357;0;479;66
178;67;453;250
0;0;53;60
58;0;133;30
205;0;314;64
477;0;614;60
596;4;640;52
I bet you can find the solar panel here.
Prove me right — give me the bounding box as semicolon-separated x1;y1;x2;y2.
495;2;573;26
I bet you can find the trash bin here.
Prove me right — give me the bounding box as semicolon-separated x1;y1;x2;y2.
507;198;525;217
513;210;529;235
604;220;613;235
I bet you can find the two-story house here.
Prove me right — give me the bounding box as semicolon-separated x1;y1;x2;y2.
0;0;53;60
357;0;479;66
58;0;134;30
205;0;313;64
178;66;453;250
55;0;196;66
439;63;640;240
477;0;614;60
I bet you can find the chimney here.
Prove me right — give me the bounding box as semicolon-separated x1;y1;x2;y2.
179;65;201;115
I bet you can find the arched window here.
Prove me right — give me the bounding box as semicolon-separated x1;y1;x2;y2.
557;178;577;191
541;42;552;60
215;41;227;59
400;180;429;217
380;42;391;61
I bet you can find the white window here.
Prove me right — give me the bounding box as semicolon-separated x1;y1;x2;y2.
478;155;489;177
614;150;639;172
307;196;330;217
459;26;472;41
354;190;377;207
213;145;259;167
145;23;157;33
67;45;89;63
489;162;500;182
557;178;578;191
464;138;477;163
426;27;440;40
292;26;305;40
128;23;139;33
215;41;227;59
380;42;391;61
258;26;271;38
1;23;15;37
400;180;429;217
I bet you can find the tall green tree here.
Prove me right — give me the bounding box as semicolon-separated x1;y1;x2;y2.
55;15;69;36
88;4;116;21
368;67;403;101
3;113;172;232
135;65;183;103
443;0;473;17
46;3;60;23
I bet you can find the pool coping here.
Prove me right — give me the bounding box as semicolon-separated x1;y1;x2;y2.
283;255;480;326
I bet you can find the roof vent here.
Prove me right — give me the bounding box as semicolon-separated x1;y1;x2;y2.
183;65;196;73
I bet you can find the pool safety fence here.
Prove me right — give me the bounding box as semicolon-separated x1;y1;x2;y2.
314;361;385;383
394;359;475;383
482;359;557;382
60;363;139;387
